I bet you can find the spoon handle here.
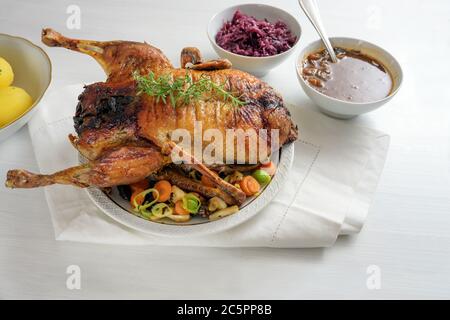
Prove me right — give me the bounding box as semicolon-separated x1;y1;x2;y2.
298;0;338;63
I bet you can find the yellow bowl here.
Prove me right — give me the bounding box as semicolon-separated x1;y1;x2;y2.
0;33;51;142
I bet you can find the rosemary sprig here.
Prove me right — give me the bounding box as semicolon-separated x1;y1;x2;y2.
134;71;245;108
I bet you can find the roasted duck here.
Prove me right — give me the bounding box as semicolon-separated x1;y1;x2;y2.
5;29;298;205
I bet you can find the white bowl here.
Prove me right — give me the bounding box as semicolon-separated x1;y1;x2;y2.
0;33;52;142
296;37;403;119
207;3;301;77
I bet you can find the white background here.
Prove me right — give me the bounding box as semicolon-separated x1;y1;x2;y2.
1;0;449;299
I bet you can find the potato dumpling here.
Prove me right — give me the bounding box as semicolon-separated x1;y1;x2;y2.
0;57;14;88
0;86;33;127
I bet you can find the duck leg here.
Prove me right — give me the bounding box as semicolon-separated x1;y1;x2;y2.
41;28;173;82
6;146;169;189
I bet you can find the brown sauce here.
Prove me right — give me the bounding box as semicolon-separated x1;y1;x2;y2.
301;47;393;103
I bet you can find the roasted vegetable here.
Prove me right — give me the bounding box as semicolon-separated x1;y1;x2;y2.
209;205;239;221
208;197;227;212
132;188;158;213
252;169;271;186
182;193;201;214
166;213;191;222
149;203;173;220
174;200;190;215
171;185;186;203
239;176;260;196
130;189;146;209
153;180;172;202
225;171;244;185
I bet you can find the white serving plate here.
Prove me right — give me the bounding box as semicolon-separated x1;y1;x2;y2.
84;142;294;237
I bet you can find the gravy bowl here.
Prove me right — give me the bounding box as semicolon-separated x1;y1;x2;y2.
296;37;402;119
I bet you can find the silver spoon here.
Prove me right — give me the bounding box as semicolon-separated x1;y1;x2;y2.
298;0;338;63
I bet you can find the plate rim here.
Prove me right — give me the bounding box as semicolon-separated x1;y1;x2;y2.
85;142;294;237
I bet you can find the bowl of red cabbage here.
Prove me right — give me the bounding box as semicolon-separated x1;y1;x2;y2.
207;4;301;77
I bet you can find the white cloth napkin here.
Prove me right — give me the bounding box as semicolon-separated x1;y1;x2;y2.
27;85;389;247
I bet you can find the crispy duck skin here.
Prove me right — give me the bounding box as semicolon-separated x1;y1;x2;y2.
5;29;298;205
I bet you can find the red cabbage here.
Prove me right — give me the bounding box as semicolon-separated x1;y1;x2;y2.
215;10;297;57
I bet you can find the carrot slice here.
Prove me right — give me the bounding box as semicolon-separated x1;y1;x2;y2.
260;161;277;176
239;176;260;196
129;179;149;192
174;200;190;215
130;189;146;208
153;180;172;202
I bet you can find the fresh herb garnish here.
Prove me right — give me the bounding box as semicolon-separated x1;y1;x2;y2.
134;71;245;108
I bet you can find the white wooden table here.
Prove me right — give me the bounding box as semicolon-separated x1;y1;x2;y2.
1;0;449;299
